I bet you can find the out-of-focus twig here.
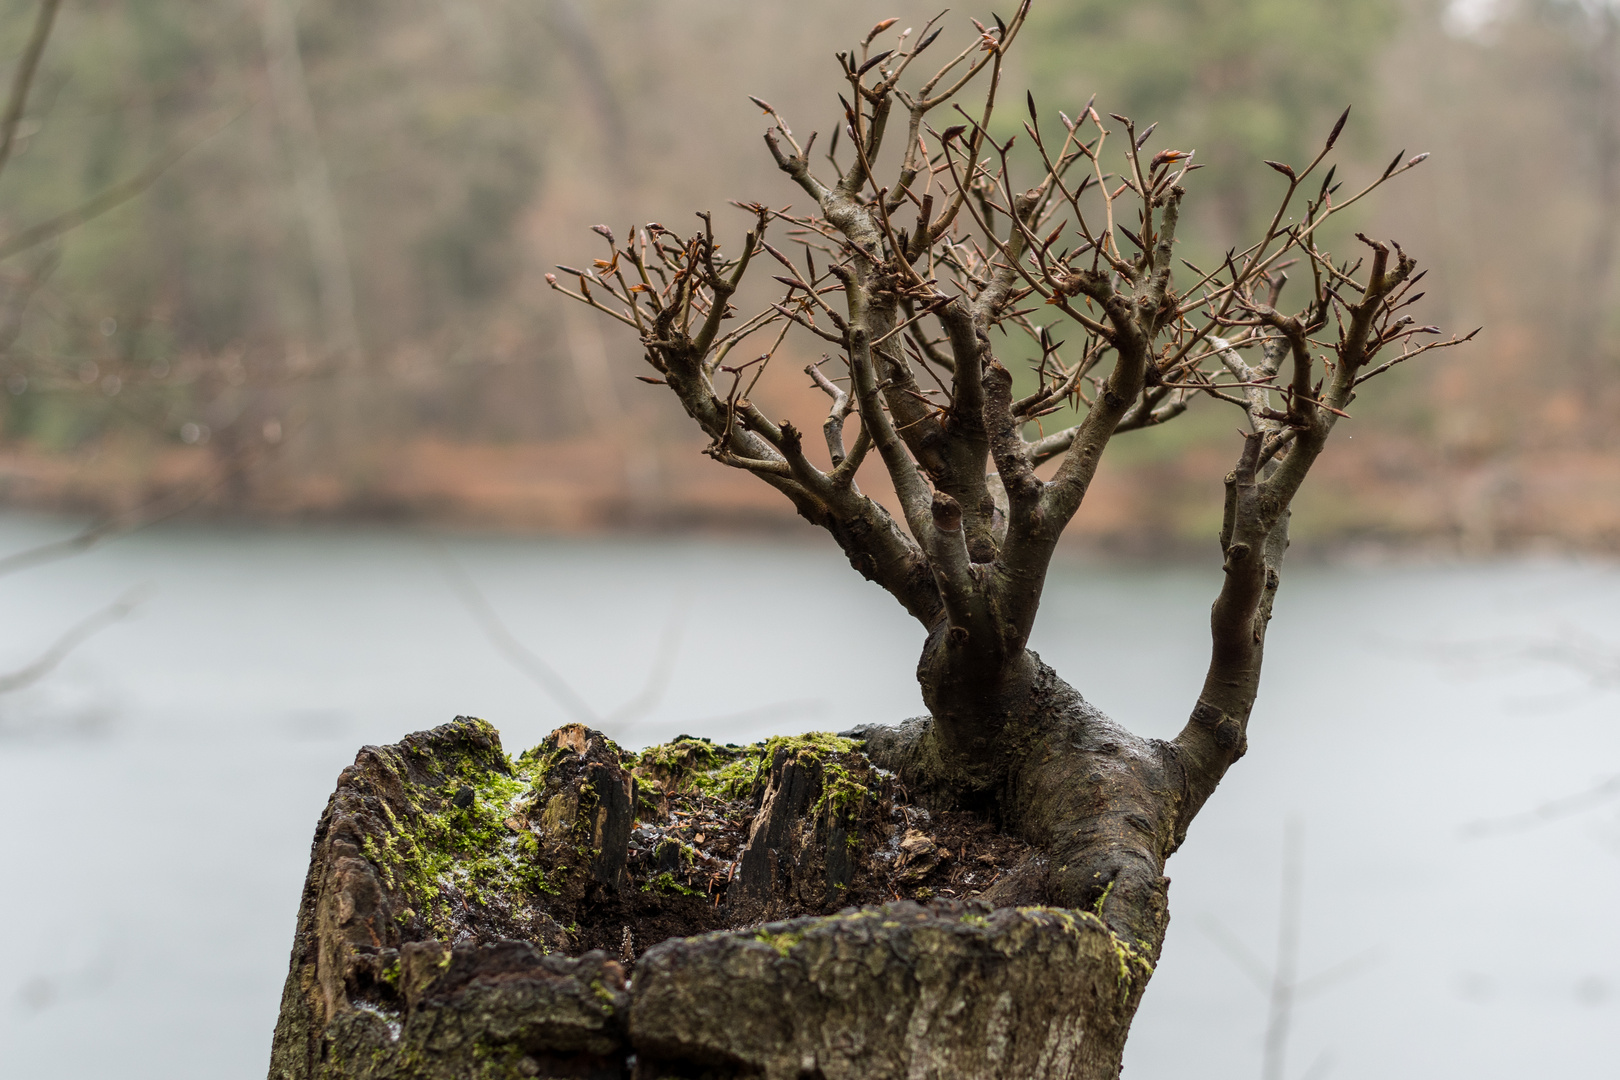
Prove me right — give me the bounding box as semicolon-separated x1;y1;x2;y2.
1461;775;1620;838
605;604;685;726
665;698;829;736
431;541;687;733
0;445;271;580
0;104;244;263
0;0;62;183
0;583;147;695
1201;821;1377;1080
432;543;602;726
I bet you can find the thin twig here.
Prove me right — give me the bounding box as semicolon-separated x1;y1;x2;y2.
0;583;147;695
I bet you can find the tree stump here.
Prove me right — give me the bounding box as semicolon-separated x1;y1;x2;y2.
267;716;1151;1080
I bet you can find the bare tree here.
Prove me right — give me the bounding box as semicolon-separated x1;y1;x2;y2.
558;0;1455;916
546;3;1463;1069
257;0;363;373
1562;0;1620;380
267;7;1471;1079
0;0;259;703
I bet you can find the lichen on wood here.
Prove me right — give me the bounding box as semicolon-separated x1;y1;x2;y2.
268;715;1136;1080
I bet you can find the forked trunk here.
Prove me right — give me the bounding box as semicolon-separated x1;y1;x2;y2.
882;646;1188;954
267;3;1450;1073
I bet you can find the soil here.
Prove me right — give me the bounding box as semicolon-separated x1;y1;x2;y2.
586;779;1043;963
553;730;1045;964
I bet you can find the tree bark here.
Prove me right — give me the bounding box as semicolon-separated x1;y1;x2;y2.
268;703;1183;1080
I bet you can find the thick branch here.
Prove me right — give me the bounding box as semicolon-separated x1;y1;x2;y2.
1171;239;1420;828
932;298;997;562
848;326;934;545
1041;273;1151;526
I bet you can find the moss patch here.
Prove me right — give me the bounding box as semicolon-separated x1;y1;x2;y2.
644;731;863;803
642;872;704;898
361;730;562;939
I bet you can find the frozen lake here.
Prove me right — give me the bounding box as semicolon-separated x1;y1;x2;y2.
0;513;1615;1078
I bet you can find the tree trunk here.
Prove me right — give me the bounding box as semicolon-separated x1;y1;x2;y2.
498;14;1445;1071
267;695;1187;1080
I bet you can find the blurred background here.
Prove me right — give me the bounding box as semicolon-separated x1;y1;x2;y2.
0;0;1615;550
0;0;1616;1077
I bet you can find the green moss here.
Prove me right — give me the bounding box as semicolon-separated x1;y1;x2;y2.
670;731;865;802
754;929;803;956
1028;906;1154;993
1091;879;1115;917
589;978;619;1012
1095;921;1154;992
359;733;567;936
812;759;870;821
636;736;730;777
514;742;567;780
361;836;395;889
359;724;878;955
635;787;663;816
641;871;703;897
764;731;862;761
690;754;765;800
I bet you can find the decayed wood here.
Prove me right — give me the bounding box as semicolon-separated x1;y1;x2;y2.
268;716;1157;1079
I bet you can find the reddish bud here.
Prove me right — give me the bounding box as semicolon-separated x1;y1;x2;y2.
865;17;899;44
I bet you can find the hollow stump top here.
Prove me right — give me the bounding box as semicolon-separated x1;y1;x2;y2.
267;717;1150;1080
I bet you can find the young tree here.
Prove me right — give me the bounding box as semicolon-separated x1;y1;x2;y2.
269;6;1471;1079
549;1;1462;1068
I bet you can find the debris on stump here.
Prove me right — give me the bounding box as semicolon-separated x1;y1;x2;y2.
268;717;1143;1080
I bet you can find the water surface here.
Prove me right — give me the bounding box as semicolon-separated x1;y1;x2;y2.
0;514;1615;1077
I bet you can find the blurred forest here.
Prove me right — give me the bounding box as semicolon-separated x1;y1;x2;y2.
0;0;1615;554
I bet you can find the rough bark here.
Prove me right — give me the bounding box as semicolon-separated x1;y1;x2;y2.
861;655;1187;952
268;712;1169;1080
631;904;1145;1080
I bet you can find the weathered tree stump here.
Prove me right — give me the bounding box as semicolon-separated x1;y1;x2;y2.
268;716;1152;1080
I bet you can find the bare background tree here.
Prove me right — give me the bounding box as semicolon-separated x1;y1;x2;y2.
0;0;292;717
0;0;1608;553
0;0;198;709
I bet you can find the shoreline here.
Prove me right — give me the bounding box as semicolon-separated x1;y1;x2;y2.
2;433;1618;562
